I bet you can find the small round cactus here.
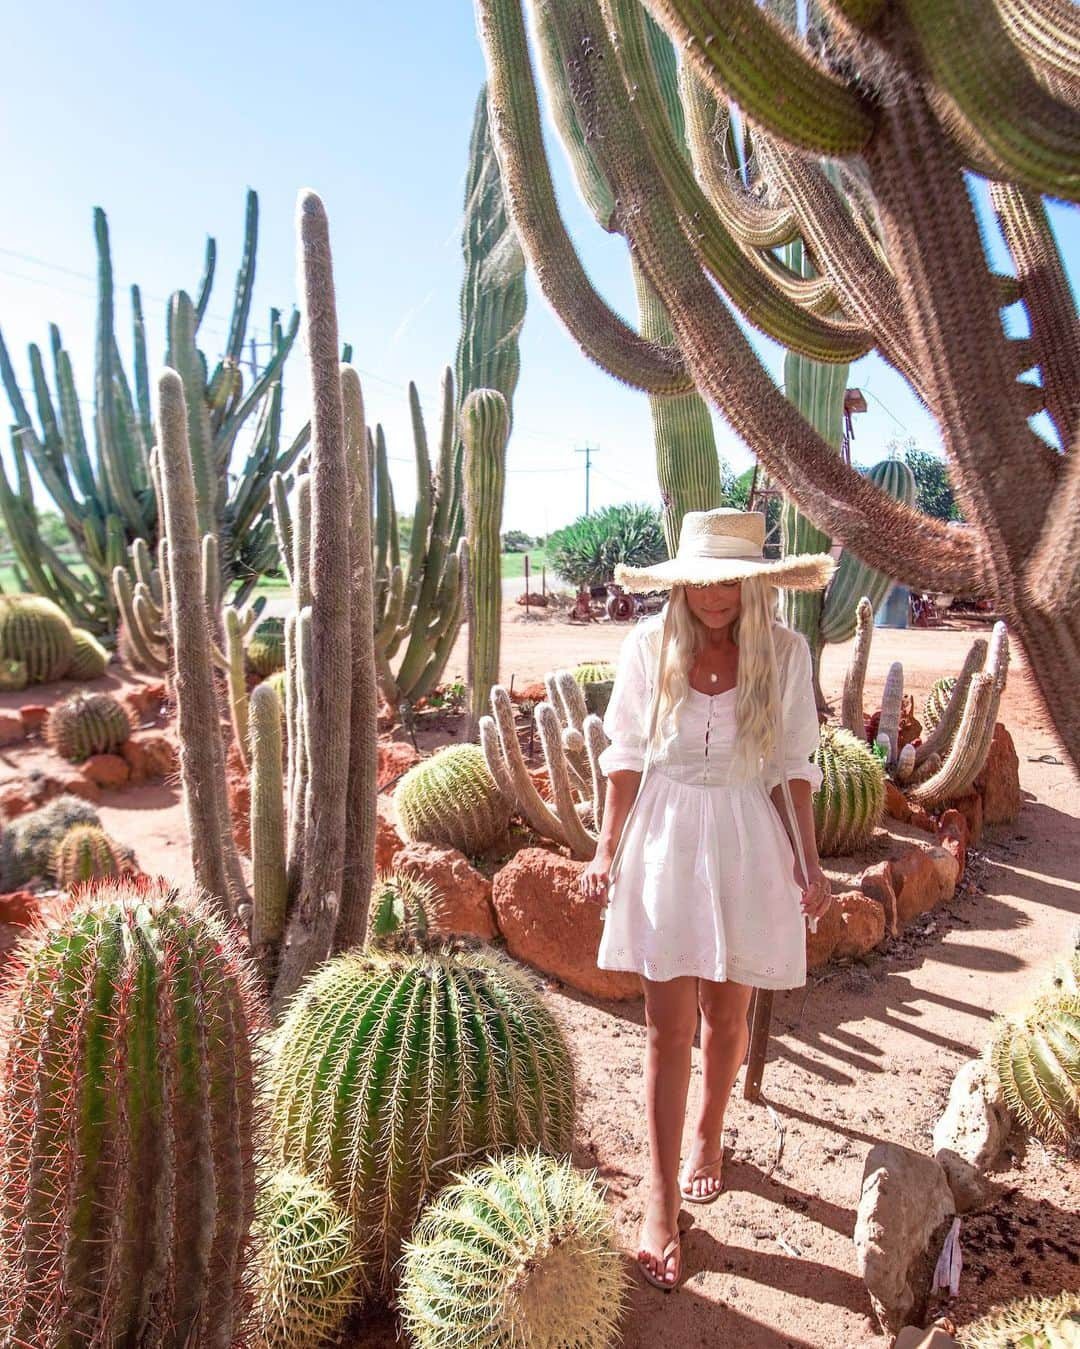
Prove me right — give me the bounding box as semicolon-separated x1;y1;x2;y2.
0;594;74;684
0;794;101;889
961;1290;1080;1349
365;869;444;949
0;658;28;691
572;661;616;686
399;1149;627;1349
923;676;957;733
811;724;886;856
50;824;131;889
67;627;110;680
394;743;510;854
987;994;1080;1143
250;1168;361;1349
46;690;131;763
248;617;287;677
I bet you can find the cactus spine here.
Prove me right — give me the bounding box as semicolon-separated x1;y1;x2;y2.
394;743;510;854
262;944;577;1294
961;1291;1080;1349
365;869;442;949
988;994;1080;1143
812;724;887;856
0;594;75;684
399;1150;627;1349
461;388;510;735
45;690;131;762
0;878;263;1344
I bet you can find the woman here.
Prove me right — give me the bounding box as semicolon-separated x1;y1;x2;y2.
579;507;835;1292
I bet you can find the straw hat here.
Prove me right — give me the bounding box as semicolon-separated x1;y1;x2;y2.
613;507;836;592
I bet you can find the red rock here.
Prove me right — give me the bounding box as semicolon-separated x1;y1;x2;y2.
391;841;498;941
19;704;48;733
377;698;397;733
0;890;39;926
805;899;844;970
889;841;960;927
375;795;405;872
907;803;937;834
122;732;179;783
834;891;887;959
55;774;102;805
123;680;170;725
973;723;1021;826
858;860;900;937
949;790;984;847
80;754;131;789
0;783;36;820
936;808;968;884
377;740;421;792
512;682;548;705
491;848;639;999
884;781;912;823
0;712;25;747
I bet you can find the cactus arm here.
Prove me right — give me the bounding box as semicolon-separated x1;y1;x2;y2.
55;348;98;501
225;189;258;364
113;566;167;672
193;235;217;330
165;291;217;540
878;662;904;765
402;382;434;617
995;0;1080;109
913;637;987;767
225;608;250;770
907;672;998;805
552;669;588;735
486;685;573;848
130;284;153;453
535;702;596;860
461;390;509;737
584;714;610;832
0;322;32;427
479;714;516;806
250;682;288;952
283;610;300;865
217;311;302;461
270;472;295;590
840;597;874;738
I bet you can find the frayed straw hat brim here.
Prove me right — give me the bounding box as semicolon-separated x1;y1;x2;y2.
613;552;836;593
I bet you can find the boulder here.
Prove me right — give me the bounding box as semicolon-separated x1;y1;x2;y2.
805;898;844;969
121;732;179;783
0;712;25;748
935;809;968;884
947;790;983;847
973;723;1021;826
858;861;900;938
375;795;405;872
932;1058;1012;1177
854;1142;956;1335
935;1149;988;1214
19;704;48;734
377;740;422;792
885;780;913;823
834;891;886;960
80;754;131;789
889;842;959;927
491;848;640;1000
123;681;169;725
55;773;102;805
391;841;498;941
0;890;40;926
907;804;937;834
893;1330;959;1349
0;781;38;821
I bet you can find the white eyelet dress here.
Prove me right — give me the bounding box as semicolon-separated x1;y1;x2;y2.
595;612;824;989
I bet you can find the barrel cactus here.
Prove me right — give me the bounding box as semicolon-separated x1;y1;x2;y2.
0;659;28;692
248;616;287;677
45;690;131;762
394;743;510;854
0;594;74;684
250;1168;361;1349
987;995;1080;1144
811;725;887;857
262;943;576;1294
50;823;130;888
923;676;957;734
0;794;100;889
573;661;615;686
365;869;444;949
0;877;264;1345
573;661;616;718
67;627;110;680
961;1291;1080;1349
399;1149;626;1349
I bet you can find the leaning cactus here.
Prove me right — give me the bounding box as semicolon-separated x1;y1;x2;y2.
0;877;264;1345
399;1149;627;1349
812;725;886;857
67;627;110;680
394;743;510;855
248;615;287;676
0;594;74;684
45;689;131;762
262;943;576;1294
50;823;130;888
962;1290;1080;1349
0;794;100;889
987;994;1080;1144
250;1168;360;1349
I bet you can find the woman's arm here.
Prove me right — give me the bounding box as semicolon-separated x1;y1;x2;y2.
769;778;831;920
580;768;640;902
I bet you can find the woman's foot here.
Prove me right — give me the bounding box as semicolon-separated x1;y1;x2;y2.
679;1135;725;1203
637;1193;681;1289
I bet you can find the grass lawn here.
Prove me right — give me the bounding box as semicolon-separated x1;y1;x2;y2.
499;548;547;579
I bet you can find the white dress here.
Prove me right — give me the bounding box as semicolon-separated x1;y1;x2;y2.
595;611;824;989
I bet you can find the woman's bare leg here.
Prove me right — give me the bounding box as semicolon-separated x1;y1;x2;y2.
638;974;699;1283
682;979;753;1199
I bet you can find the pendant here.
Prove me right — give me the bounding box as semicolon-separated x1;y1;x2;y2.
709;672;718;683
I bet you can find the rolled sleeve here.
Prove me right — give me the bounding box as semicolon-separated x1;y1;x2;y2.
765;631;824;794
596;623;650;775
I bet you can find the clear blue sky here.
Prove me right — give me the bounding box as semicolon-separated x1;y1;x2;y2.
1;1;1075;537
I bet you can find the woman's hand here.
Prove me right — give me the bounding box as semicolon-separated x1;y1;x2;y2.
579;849;613;903
798;861;832;921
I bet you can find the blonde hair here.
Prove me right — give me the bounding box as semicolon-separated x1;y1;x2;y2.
649;579;785;783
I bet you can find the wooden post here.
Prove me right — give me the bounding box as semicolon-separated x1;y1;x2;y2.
743;988;773;1102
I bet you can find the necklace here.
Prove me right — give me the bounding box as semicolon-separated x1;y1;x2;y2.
708;672;719;683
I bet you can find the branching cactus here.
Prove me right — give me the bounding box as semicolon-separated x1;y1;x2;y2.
0;594;74;684
45;689;131;762
394;743;510;854
261;944;577;1295
0;877;264;1345
812;724;886;856
399;1150;627;1349
987;993;1080;1144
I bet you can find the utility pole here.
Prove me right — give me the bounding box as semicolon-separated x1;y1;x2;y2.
575;444;598;514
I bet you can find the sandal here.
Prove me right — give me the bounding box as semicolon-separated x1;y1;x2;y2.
637;1229;682;1292
679;1153;725;1205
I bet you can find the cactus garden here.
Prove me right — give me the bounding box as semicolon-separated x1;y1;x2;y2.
1;3;1079;1346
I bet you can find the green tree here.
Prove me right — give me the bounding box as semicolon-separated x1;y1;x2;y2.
891;438;963;522
502;529;534;552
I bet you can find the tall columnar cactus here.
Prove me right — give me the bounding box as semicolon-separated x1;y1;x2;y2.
987;994;1080;1143
472;0;1080;776
262;944;577;1294
0;795;100;890
399;1150;627;1349
250;1168;360;1349
45;690;131;762
394;743;510;854
841;596;875;738
812;724;887;857
962;1291;1080;1349
0;594;74;684
461;388;510;735
0;877;263;1345
50;823;130;888
249;682;287;955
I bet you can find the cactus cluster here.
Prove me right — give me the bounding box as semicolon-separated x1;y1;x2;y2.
0;594;75;684
395;743;510;855
0;877;263;1343
262;943;576;1294
962;1290;1080;1349
45;689;131;762
811;724;886;857
399;1149;626;1349
50;823;131;888
248;615;287;677
0;794;101;889
987;994;1080;1144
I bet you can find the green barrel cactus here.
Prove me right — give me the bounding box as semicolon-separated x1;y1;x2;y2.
399;1149;626;1349
67;627;110;680
248;616;287;677
365;869;443;949
0;658;28;691
923;676;957;733
250;1168;361;1349
811;724;887;857
573;661;616;686
0;594;74;684
50;823;130;888
0;877;264;1345
262;944;577;1294
987;994;1080;1143
45;689;131;762
394;743;510;855
962;1291;1080;1349
0;794;101;889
